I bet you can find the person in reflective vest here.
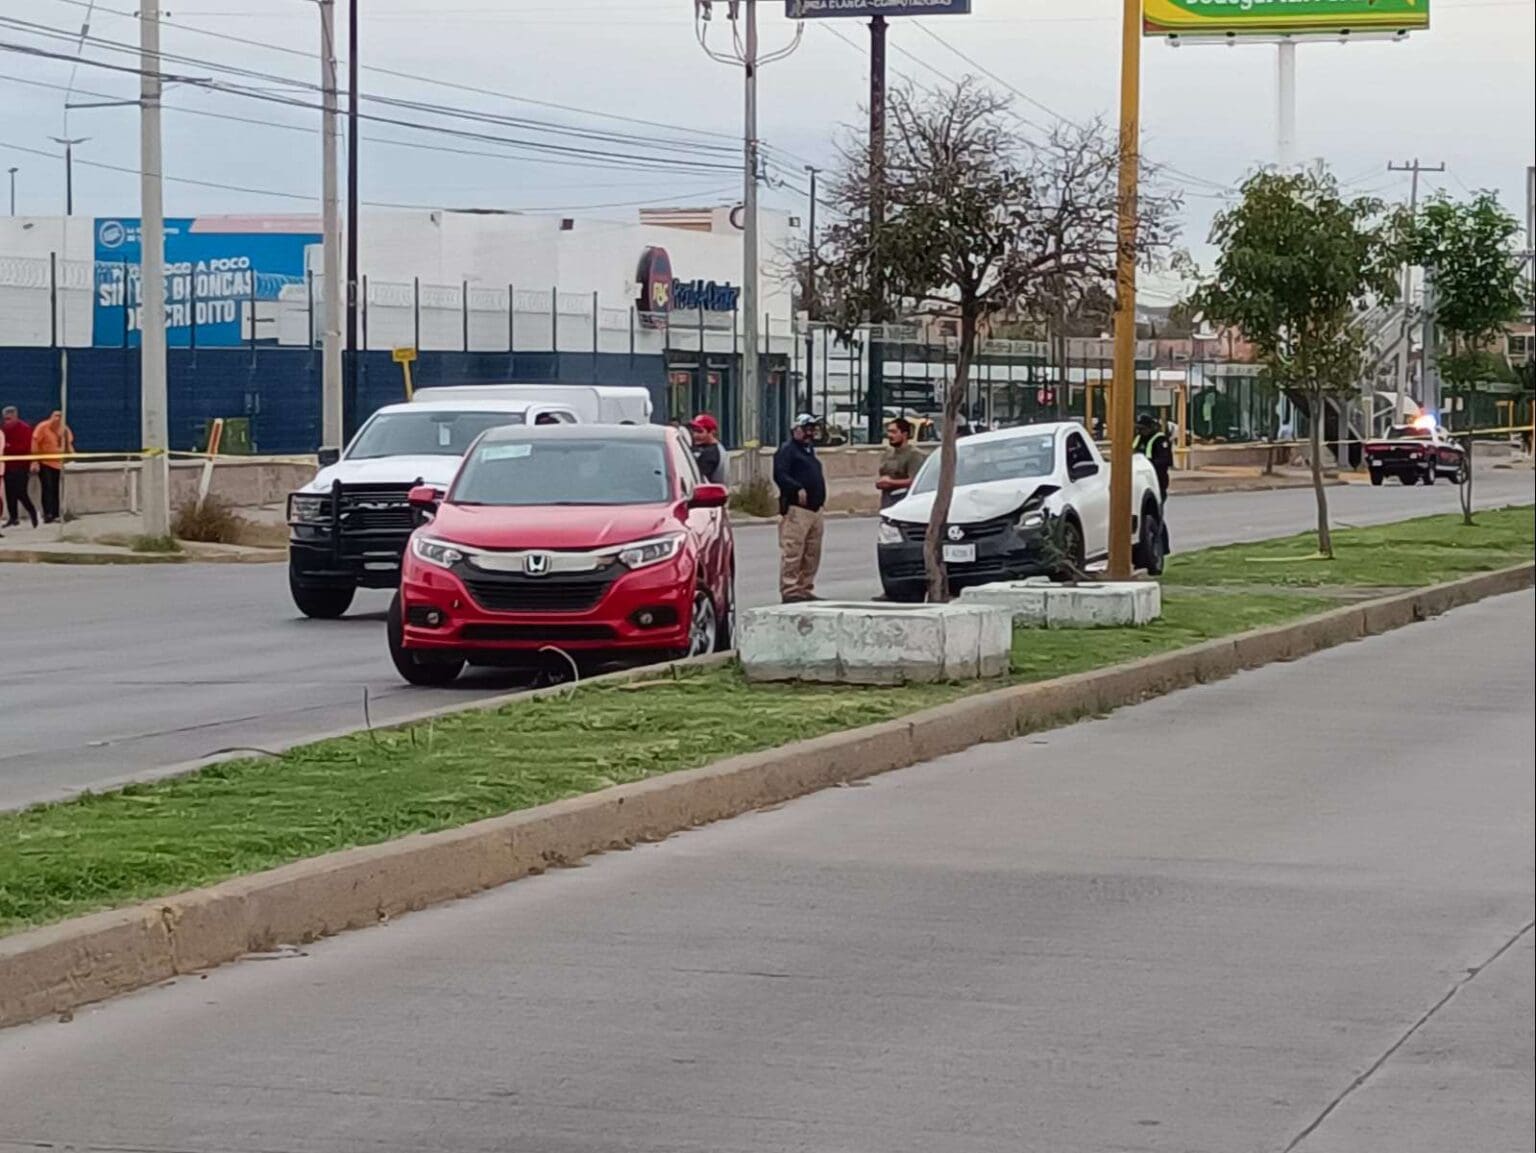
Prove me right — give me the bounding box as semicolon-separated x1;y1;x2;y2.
1133;411;1173;503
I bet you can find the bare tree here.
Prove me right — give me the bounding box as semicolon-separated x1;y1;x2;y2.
809;80;1181;600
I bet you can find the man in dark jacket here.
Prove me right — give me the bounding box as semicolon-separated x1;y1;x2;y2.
773;413;827;603
687;412;728;484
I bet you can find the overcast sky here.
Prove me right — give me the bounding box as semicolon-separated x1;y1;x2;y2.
3;0;1532;301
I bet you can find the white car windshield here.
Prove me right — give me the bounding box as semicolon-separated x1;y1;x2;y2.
348;410;526;459
451;438;670;507
910;433;1056;494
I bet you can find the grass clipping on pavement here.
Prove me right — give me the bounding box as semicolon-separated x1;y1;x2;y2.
1;506;1529;937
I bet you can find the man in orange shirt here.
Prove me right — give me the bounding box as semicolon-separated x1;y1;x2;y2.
31;410;73;524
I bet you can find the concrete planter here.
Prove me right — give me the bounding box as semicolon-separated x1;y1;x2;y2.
738;601;1013;685
960;578;1162;628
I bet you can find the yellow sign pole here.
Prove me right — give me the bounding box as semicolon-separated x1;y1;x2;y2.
393;346;418;400
1107;0;1142;581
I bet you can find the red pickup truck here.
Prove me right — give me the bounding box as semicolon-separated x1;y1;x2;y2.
1363;424;1468;486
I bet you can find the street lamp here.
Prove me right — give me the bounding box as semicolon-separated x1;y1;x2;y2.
47;136;89;215
6;166;16;216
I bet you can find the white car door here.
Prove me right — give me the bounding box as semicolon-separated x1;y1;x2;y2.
1063;428;1109;559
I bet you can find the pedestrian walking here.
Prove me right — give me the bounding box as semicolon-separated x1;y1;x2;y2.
876;417;923;509
687;412;728;485
2;406;39;529
773;413;827;603
31;410;73;524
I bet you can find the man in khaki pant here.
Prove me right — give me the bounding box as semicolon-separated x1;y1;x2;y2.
773;413;827;603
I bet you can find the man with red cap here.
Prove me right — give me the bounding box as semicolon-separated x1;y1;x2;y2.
687;412;727;484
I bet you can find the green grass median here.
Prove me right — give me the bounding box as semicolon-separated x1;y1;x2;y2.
1;506;1529;938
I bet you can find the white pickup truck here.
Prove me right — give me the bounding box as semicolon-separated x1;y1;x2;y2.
875;420;1166;601
285;384;653;618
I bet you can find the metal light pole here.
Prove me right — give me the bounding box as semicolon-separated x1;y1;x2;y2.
1107;0;1141;581
867;13;887;445
345;0;360;437
804;164;817;412
1275;40;1296;169
693;0;802;471
6;167;15;215
48;137;88;214
319;0;344;449
139;0;170;538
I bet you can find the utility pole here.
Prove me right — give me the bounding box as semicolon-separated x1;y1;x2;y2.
693;0;802;471
867;14;887;445
6;167;15;215
139;0;170;538
1106;0;1141;582
345;0;360;439
1388;159;1444;419
742;0;761;456
804;164;817;412
48;137;88;215
319;0;344;449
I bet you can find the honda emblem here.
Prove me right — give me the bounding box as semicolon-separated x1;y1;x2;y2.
523;553;550;576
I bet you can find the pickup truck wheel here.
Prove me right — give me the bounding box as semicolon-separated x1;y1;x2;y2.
290;572;355;619
1422;463;1436;485
1453;459;1468;485
1369;471;1384;486
1051;517;1086;582
1398;472;1418;486
387;594;464;687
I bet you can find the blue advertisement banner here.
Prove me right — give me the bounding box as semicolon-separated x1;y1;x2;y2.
92;217;318;347
785;0;971;17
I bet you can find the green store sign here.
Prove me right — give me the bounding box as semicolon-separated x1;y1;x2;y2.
1144;0;1430;37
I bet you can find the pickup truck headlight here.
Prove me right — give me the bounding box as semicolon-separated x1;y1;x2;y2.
877;519;903;545
411;535;469;569
288;494;329;524
617;533;685;570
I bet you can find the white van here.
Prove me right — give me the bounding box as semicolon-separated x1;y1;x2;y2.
410;384;653;426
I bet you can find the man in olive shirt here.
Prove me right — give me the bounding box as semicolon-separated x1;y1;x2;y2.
876;418;924;509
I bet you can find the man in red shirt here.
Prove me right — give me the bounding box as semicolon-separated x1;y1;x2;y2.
2;406;39;529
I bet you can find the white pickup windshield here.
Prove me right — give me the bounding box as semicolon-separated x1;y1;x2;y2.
910;433;1056;494
348;410;525;459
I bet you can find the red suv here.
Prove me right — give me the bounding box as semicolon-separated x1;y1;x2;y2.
389;424;735;685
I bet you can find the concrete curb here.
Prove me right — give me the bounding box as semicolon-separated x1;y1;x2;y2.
2;563;1530;1030
0;545;285;566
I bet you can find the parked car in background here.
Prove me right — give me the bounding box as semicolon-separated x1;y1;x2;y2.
876;421;1165;601
388;424;734;686
1363;421;1468;486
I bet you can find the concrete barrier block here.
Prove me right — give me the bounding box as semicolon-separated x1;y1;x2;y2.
961;579;1161;628
738;601;1013;684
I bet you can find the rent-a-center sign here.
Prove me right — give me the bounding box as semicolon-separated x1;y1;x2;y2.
1143;0;1429;37
785;0;971;17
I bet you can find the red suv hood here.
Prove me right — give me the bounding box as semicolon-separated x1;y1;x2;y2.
426;502;682;551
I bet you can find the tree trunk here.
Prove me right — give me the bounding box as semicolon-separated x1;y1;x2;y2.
1459;433;1474;526
1309;392;1333;559
923;310;976;603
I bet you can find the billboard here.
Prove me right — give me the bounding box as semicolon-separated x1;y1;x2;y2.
1144;0;1430;37
786;0;971;18
92;216;318;347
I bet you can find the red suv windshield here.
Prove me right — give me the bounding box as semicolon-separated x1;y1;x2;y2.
451;437;670;507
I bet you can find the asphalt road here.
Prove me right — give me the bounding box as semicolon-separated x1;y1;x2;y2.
0;469;1530;811
1;592;1529;1152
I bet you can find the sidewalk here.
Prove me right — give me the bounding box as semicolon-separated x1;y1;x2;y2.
0;505;287;565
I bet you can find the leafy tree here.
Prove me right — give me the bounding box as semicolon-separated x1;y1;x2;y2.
1195;169;1406;558
809;80;1181;599
1411;191;1525;393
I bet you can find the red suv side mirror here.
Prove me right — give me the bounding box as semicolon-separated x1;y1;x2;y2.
689;483;729;509
408;484;443;509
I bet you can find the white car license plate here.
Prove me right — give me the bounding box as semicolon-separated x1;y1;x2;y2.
942;543;976;565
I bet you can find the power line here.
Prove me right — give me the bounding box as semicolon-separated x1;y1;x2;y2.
36;0;744;148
